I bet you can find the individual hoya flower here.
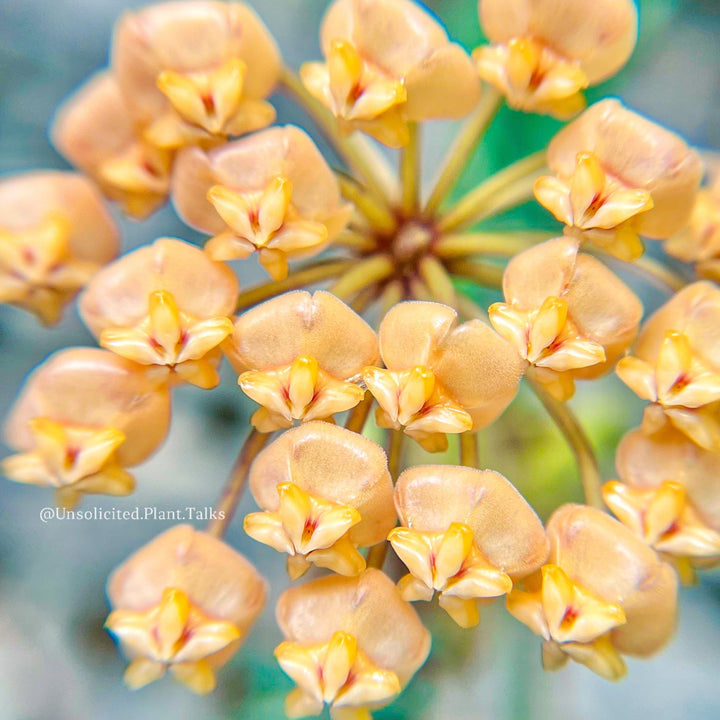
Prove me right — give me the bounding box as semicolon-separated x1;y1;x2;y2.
171;125;351;280
275;569;430;720
534;99;703;260
106;524;267;694
52;72;173;219
616;282;720;451
0;171;118;324
489;236;642;401
390;465;549;628
507;504;677;681
2;348;171;508
475;0;637;118
665;158;720;282
112;1;280;149
226;291;379;432
363;301;524;452
604;425;720;583
244;422;395;579
300;0;480;148
79;238;238;389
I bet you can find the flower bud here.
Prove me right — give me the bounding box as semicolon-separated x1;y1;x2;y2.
79;238;239;389
0;171;118;324
301;0;480;147
171;125;351;279
106;524;267;694
244;421;395;579
391;465;548;627
275;569;430;719
363;301;524;452
51;72;172;219
227;291;378;431
476;0;637;117
534;99;703;259
2;348;171;507
616;282;720;451
508;504;677;680
491;236;642;400
112;1;280;147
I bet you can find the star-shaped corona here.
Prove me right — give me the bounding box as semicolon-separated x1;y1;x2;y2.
245;423;395;578
106;525;267;694
79;238;239;389
275;631;401;720
2;348;171;507
391;466;548;627
245;482;365;579
535;99;702;260
276;570;430;720
0;171;118;323
301;0;480;147
106;587;242;694
475;0;637;118
507;505;677;681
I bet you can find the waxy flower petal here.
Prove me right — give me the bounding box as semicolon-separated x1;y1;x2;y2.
365;302;524;450
496;236;641;399
3;348;170;506
277;569;430;718
112;1;280;145
0;171;118;324
477;0;637;117
107;525;267;691
79;238;238;388
537;100;702;257
301;0;480;146
52;72;172;219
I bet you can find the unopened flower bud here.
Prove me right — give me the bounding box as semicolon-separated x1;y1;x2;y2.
106;524;267;694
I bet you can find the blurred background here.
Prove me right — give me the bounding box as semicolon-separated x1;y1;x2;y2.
1;1;719;718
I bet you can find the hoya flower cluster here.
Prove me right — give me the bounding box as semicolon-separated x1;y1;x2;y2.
1;0;717;716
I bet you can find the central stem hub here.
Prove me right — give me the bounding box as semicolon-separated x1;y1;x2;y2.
392;220;435;263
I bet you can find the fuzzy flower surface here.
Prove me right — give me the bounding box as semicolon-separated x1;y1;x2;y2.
534;99;703;260
490;236;642;400
172;125;351;279
476;0;637;117
363;301;524;452
390;465;549;627
0;171;118;324
275;569;430;720
227;290;379;432
2;348;171;507
245;422;395;579
106;524;267;694
507;504;678;680
301;0;480;147
112;1;281;148
79;237;239;389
